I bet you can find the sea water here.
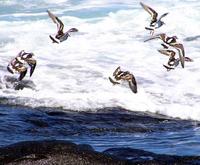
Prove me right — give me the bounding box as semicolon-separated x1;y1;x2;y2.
0;0;200;156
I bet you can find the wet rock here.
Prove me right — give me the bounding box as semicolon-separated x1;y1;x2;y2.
0;140;129;165
104;147;200;165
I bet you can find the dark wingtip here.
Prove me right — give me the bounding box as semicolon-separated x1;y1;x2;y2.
68;28;79;33
128;81;137;93
18;69;27;81
49;35;59;44
30;63;36;77
7;65;14;74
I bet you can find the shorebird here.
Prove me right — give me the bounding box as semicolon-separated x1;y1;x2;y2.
18;50;37;77
7;57;27;81
158;49;193;71
109;66;137;93
144;33;185;68
47;10;78;44
7;51;37;81
140;2;168;35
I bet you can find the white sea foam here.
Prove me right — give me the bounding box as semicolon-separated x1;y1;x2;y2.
0;0;200;120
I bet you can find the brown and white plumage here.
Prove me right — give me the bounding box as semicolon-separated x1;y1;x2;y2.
109;67;137;93
140;2;168;35
158;49;176;58
170;43;185;68
145;33;185;68
47;10;78;43
7;58;27;81
121;73;137;93
140;2;158;25
163;64;175;71
7;51;37;81
18;51;37;77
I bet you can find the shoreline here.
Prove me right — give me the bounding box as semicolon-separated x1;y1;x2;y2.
1;140;200;164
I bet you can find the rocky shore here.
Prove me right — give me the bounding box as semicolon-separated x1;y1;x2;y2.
0;140;200;165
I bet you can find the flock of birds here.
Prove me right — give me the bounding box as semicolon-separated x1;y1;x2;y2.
6;2;193;93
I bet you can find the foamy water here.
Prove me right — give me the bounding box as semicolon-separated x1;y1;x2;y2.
0;0;200;120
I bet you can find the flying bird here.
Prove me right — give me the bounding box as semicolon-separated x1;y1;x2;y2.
140;2;168;35
109;66;137;93
144;33;185;68
7;51;37;81
7;57;28;81
17;50;37;77
47;10;78;44
158;49;193;71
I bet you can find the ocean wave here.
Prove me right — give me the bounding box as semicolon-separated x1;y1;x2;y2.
0;1;200;120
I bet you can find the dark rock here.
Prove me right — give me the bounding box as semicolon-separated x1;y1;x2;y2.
0;140;130;165
103;147;200;165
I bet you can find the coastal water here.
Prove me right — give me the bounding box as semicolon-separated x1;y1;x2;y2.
0;0;200;156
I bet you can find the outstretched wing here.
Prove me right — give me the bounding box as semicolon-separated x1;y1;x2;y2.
158;12;168;21
158;49;175;57
144;33;166;42
140;2;158;22
18;69;27;81
29;62;36;77
172;43;185;68
113;66;121;76
108;77;120;85
47;10;64;33
66;28;78;33
128;75;137;93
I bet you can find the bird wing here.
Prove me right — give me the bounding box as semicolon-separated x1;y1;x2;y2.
163;64;174;71
66;28;78;33
172;43;185;68
128;75;137;93
108;77;120;85
144;33;166;42
47;10;64;33
158;49;175;57
18;68;27;81
27;59;36;77
30;63;36;77
140;2;158;21
158;12;168;21
113;66;121;76
49;35;59;44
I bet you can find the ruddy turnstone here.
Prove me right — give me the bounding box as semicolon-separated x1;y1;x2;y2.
47;10;78;44
109;66;137;93
144;33;185;68
7;57;27;81
158;49;193;71
18;50;37;77
7;51;37;81
140;2;168;35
